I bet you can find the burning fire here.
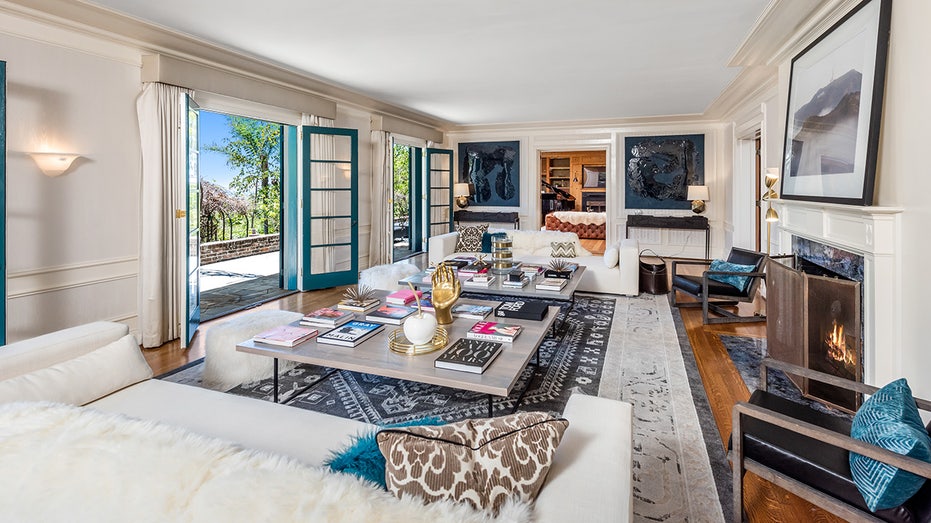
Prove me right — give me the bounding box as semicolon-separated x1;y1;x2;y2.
826;320;856;367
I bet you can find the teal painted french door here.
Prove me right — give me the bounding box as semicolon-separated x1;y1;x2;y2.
0;61;6;345
183;94;200;346
301;126;358;289
426;147;454;246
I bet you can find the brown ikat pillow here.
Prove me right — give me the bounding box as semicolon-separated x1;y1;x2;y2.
455;223;488;252
375;411;569;513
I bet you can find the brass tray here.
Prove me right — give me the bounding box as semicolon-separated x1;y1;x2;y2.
387;326;449;356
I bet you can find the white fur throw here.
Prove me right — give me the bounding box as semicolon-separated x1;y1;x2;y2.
202;310;303;391
0;402;531;522
359;263;421;291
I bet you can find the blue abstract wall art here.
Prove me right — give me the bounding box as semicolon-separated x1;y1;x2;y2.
624;134;704;210
458;141;520;207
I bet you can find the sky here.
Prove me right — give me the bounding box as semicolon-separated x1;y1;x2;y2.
199;110;236;189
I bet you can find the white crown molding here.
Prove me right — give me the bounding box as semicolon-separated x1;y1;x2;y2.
0;0;450;131
446;113;718;135
704;66;778;121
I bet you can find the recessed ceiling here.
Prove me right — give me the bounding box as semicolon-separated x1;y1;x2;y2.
86;0;769;126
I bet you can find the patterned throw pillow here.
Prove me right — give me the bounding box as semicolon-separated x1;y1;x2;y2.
376;412;569;513
550;241;576;258
707;259;756;292
850;379;931;511
455;224;488;252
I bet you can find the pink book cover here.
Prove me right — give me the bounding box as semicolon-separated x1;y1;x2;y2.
469;321;522;337
253;325;317;345
386;289;421;303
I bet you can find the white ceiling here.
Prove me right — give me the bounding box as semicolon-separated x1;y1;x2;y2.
85;0;770;126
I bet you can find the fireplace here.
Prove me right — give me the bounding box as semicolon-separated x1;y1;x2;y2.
767;244;863;413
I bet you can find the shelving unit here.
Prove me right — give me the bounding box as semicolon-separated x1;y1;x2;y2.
540;151;607;212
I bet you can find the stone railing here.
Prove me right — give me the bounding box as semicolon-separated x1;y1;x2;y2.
200;234;279;265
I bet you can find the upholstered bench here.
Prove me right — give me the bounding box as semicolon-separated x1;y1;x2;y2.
201;309;303;391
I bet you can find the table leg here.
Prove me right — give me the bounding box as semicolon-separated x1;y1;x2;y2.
487;395;493;417
273;358;279;404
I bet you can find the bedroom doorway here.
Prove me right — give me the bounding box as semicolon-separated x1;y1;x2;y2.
540;150;607;254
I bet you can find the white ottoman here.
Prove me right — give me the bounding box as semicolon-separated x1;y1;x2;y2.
201;310;303;391
358;262;421;291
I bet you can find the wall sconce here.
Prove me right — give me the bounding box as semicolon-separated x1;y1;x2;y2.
454;182;471;208
30;152;80;177
762;167;780;255
687;185;709;214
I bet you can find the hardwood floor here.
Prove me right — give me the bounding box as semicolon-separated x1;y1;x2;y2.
579;238;605;254
143;282;842;522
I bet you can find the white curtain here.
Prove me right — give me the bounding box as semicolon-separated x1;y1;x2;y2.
137;82;191;348
369;130;392;266
301;115;338;275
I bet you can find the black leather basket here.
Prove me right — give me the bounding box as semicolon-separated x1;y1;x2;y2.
639;249;668;295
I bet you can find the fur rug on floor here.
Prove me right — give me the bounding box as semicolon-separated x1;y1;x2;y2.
0;402;530;523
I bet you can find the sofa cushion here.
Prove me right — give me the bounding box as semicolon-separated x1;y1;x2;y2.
550;241;577;258
0;334;152;405
455;224;488;252
850;379;931;511
603;245;620;268
377;412;568;513
0;321;129;380
481;231;508;253
324;417;443;489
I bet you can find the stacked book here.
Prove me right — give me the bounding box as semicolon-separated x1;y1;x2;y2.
463;274;496;287
466;321;522;343
316;321;385;347
337;298;380;313
365;304;417;325
386;289;422;306
544;263;580;279
253;324;318;347
433;338;503;374
451;303;494;320
299;307;355;328
495;300;549;321
520;264;545;279
501;269;529;288
535;277;568;291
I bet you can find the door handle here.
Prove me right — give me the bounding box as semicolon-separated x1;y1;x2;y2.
176;210;187;219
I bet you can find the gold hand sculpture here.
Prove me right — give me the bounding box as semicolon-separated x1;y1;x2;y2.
431;262;461;325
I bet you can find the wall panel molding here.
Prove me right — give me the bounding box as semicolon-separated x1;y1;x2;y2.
8;256;137;298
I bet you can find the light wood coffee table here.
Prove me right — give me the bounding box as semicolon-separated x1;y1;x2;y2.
236;295;559;417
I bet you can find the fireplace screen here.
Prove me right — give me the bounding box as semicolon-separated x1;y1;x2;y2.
766;257;862;413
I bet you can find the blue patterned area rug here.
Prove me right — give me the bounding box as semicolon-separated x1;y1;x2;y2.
720;335;851;419
161;292;726;522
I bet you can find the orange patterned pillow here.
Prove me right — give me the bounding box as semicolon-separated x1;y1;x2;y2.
375;412;568;513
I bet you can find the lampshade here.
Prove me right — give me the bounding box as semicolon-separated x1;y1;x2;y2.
453;183;471;197
687;185;709;201
29;152;80;177
765;167;780;188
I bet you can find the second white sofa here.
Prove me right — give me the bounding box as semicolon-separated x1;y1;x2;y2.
429;228;640;295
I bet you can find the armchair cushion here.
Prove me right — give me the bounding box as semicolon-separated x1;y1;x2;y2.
850;379;931;511
671;274;748;298
707;259;756;292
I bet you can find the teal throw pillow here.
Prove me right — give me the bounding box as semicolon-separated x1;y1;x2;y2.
707;259;756;292
850;378;931;511
324;417;443;489
481;232;508;253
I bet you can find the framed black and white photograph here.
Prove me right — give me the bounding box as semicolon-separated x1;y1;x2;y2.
780;0;891;206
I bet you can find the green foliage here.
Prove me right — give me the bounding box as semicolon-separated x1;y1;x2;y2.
206;116;282;236
393;144;410;221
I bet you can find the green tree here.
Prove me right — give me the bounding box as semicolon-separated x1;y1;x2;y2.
206;116;282;236
393;144;410;222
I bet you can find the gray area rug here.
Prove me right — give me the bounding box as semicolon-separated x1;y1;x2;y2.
162;293;725;522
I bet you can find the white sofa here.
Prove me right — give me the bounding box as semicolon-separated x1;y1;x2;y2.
0;321;633;522
429;229;640;296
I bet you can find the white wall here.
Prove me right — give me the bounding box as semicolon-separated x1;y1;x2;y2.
1;31;141;342
874;0;931;398
448;123;728;259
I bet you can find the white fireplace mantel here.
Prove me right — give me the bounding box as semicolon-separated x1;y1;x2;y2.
771;199;903;387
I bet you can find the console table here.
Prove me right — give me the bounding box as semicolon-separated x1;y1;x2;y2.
626;215;710;259
454;210;520;229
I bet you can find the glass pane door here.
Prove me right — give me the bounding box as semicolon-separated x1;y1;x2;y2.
184;94;200;346
426;148;454;246
302;126;358;289
0;61;6;344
